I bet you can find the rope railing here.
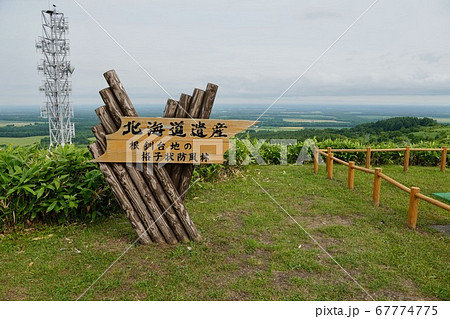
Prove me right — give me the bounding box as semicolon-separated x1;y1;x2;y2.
313;146;449;229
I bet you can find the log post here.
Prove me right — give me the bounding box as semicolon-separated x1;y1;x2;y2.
365;147;371;169
404;146;411;172
441;146;447;172
326;147;333;180
88;141;152;245
163;97;186;176
92;116;179;244
408;187;420;229
94;107;168;244
166;93;194;188
176;84;218;201
373;168;382;206
313;147;319;174
348;161;355;189
102;70;201;241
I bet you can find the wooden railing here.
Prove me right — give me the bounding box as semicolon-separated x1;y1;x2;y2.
317;146;447;171
313;147;449;229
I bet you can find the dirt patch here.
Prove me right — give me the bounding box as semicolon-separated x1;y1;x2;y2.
299;215;354;229
373;278;436;301
430;224;450;237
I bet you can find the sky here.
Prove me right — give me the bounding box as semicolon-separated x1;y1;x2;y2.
1;0;450;109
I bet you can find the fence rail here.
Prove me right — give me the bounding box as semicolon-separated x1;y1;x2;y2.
318;146;447;171
314;147;449;229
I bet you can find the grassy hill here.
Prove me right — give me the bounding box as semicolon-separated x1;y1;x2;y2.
0;164;448;300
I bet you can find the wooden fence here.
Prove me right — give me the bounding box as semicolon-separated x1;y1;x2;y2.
313;147;449;229
315;146;447;172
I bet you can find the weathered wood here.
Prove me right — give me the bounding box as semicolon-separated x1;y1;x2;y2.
88;142;152;244
373;168;382;206
167;94;193;186
408;187;420;229
441;146;447;172
174;94;192;118
151;166;201;241
162;99;180;175
102;70;200;241
94;107;167;243
95;106;179;244
404;146;410;172
176;84;218;200
163;99;179;118
348;161;355;189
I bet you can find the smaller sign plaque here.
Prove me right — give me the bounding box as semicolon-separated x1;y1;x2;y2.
93;117;255;164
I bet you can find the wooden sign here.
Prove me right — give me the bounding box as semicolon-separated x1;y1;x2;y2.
93;117;255;164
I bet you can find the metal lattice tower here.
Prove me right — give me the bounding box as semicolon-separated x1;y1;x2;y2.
36;6;75;147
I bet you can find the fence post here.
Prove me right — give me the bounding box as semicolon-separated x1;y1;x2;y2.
404;146;411;172
313;147;319;174
408;187;420;229
326;147;333;180
365;147;371;169
441;146;447;172
373;168;382;206
348;161;355;189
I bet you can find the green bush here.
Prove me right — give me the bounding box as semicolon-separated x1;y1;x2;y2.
0;144;115;228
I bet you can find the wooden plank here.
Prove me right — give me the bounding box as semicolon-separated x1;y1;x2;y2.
88;141;152;244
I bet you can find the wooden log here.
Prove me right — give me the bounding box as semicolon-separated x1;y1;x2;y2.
148;166;201;241
408;187;420;229
365;147;371;169
102;70;200;241
88;141;152;244
373;168;382;206
353;165;375;174
94;107;169;243
326;148;333;180
176;84;218;201
404;146;410;172
313;147;319;174
416;192;450;211
167;94;193;187
441;146;447;172
348;161;355;189
95;106;180;244
378;172;411;194
162;98;180;175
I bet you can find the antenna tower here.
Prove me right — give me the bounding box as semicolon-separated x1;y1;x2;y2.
36;6;75;147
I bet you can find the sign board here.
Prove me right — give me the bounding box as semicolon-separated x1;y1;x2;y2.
94;117;255;164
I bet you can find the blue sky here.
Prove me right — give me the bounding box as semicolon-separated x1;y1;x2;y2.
1;0;450;108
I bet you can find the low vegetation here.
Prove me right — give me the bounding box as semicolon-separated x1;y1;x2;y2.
0;165;448;300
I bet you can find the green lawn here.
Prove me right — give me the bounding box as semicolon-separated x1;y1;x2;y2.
0;136;45;146
0;164;449;300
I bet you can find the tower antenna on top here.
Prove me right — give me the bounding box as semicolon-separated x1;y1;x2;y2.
36;7;75;147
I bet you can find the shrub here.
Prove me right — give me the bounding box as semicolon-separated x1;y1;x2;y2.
0;144;116;228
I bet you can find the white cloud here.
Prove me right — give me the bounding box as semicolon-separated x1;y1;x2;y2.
1;0;450;108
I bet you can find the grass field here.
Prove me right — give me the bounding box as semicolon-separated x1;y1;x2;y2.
0;121;36;127
0;136;45;146
0;164;449;300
